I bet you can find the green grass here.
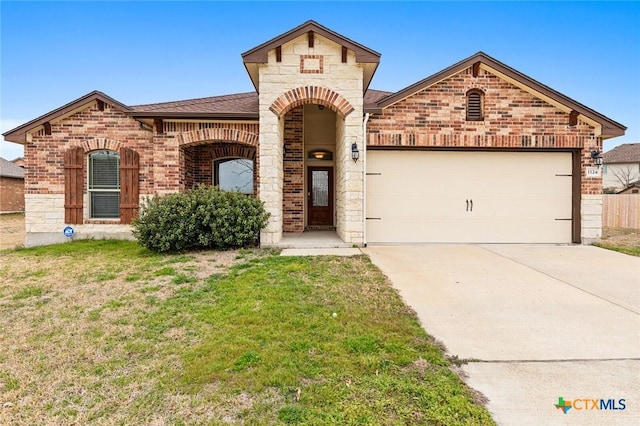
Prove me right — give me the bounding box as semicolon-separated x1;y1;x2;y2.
0;240;494;425
594;243;640;257
146;255;493;424
12;285;46;300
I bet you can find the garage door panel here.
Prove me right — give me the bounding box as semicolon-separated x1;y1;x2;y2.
366;151;573;243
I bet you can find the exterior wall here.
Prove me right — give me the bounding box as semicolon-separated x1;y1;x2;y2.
24;102;260;245
283;107;304;232
0;177;24;212
181;143;257;194
258;33;364;244
367;66;603;242
24;103;153;243
26;103;154;195
603;162;640;191
24;194;134;247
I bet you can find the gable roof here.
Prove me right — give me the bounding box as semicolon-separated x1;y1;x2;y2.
2;91;131;144
370;52;626;139
603;143;640;164
0;157;25;179
242;20;381;92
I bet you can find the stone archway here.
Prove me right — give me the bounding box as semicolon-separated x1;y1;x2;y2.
177;128;258;147
269;86;354;118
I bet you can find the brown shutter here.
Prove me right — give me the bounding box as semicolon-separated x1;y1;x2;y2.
64;146;84;224
119;147;139;224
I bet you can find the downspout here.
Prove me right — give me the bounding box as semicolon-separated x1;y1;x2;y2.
362;112;370;247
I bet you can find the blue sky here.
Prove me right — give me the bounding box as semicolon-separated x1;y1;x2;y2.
1;1;639;160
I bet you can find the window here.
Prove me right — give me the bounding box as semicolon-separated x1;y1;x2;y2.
466;89;484;121
89;150;120;218
214;158;253;194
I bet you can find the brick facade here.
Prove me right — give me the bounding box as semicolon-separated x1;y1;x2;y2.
282;107;305;232
27;103;154;196
0;177;24;212
367;67;603;195
7;22;624;247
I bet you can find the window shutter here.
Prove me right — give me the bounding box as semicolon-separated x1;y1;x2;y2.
119;147;139;224
64;146;84;224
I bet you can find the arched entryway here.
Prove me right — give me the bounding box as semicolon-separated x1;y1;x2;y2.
262;86;360;242
177;128;259;196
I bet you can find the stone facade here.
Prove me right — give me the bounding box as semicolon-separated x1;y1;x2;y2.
257;33;365;244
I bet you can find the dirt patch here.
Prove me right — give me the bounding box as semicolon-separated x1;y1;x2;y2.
600;227;640;250
0;213;25;250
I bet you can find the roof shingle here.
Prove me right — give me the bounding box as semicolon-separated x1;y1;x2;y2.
0;157;25;179
603;143;640;164
130;89;394;115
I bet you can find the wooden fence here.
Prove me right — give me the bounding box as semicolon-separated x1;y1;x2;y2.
602;194;640;229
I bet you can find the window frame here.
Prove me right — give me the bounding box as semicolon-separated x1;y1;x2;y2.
213;157;254;195
88;150;121;219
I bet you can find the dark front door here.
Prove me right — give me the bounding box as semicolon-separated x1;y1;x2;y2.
307;167;334;226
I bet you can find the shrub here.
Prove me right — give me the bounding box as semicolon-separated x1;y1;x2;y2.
132;186;270;252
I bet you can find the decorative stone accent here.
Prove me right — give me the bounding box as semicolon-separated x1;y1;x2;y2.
270;86;355;118
177;128;259;147
300;55;323;74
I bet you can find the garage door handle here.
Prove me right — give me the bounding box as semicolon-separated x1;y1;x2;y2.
466;199;469;211
470;199;473;212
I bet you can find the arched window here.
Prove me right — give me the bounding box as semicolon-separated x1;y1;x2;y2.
88;150;120;218
466;89;484;121
214;158;254;194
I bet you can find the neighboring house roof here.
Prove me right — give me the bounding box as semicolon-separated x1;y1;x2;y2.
0;157;25;179
603;143;640;164
616;181;640;194
371;52;626;139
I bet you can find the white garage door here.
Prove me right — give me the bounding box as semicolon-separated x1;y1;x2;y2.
366;151;573;244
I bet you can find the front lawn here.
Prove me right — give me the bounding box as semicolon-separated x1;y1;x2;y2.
0;240;493;425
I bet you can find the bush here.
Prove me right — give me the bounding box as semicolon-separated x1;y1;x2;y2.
132;186;270;252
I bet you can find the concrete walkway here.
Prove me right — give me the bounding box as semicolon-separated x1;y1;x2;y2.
363;245;640;425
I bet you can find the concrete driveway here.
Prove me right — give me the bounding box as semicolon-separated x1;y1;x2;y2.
363;245;640;425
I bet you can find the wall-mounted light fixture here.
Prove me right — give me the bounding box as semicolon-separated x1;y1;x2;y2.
351;143;360;163
308;150;332;161
591;149;603;166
